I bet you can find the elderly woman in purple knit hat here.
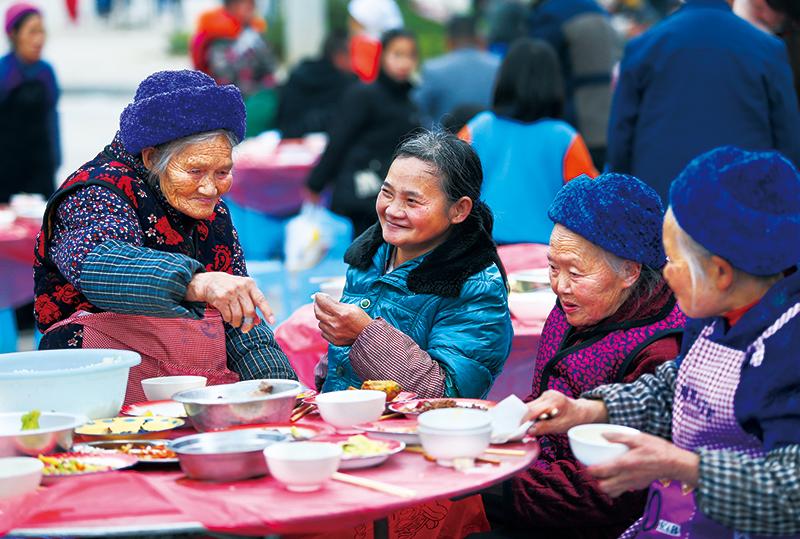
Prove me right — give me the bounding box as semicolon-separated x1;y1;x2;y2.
486;174;686;538
524;146;800;538
0;2;60;203
33;70;296;404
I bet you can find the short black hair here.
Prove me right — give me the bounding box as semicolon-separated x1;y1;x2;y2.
767;0;800;22
322;30;349;60
446;15;478;41
492;38;564;123
380;28;417;51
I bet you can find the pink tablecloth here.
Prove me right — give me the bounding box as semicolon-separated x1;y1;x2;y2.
0;214;40;309
4;423;539;537
276;244;554;399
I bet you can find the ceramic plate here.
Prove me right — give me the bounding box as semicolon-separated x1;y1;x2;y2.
303;391;418;406
387;398;495;417
219;422;333;441
39;452;137;483
121;400;187;418
315;434;405;470
357;419;420;445
73;439;179;464
75;416;185;440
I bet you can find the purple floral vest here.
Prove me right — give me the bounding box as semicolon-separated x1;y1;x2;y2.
33;135;238;332
532;298;686;462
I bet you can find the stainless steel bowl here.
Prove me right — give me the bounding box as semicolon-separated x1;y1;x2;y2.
0;412;87;457
170;430;290;481
172;379;302;432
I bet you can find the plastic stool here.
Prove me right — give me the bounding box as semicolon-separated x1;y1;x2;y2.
0;308;18;353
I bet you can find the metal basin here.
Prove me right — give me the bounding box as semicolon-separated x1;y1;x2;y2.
0;412;87;457
170;430;290;481
172;379;302;432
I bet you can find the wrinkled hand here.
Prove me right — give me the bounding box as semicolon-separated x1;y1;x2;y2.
185;272;275;332
587;432;700;498
313;293;372;346
523;391;608;436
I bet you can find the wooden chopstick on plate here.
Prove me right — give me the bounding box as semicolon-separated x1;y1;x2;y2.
378;412;404;421
332;472;416;498
290;404;314;422
484;448;526;457
403;445;502;466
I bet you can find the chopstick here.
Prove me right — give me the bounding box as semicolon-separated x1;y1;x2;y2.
378;412;404;421
484;448;526;457
332;472;416;498
403;446;504;466
290;403;315;422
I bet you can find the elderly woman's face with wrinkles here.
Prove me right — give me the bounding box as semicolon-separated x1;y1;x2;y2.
158;134;233;220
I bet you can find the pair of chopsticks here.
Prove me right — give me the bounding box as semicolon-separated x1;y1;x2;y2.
403;445;526;465
332;472;416;498
290;403;315;422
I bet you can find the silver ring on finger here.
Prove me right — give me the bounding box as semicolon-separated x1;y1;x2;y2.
242;316;254;326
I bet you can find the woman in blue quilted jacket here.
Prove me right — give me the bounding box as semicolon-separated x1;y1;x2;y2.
312;130;513;398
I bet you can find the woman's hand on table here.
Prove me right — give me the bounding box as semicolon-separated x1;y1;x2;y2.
185;271;275;331
587;432;700;497
523;391;609;436
313;293;372;346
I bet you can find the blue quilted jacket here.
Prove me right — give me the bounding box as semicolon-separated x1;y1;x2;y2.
322;238;512;398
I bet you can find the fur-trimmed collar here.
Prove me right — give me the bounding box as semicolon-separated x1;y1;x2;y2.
344;219;503;298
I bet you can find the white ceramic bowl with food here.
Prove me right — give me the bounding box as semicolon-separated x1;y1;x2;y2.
141;376;207;401
0;456;43;499
417;408;493;464
567;424;640;466
0;412;88;457
0;349;141;419
314;390;386;428
264;441;342;492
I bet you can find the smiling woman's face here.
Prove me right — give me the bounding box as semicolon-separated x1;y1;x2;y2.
547;224;635;328
155;134;233;220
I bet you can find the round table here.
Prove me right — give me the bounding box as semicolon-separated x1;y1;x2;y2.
3;419;540;538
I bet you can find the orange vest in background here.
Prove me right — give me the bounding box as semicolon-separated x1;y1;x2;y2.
350;34;381;82
191;7;268;74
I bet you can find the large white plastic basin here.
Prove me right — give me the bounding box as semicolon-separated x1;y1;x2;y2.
0;349;141;419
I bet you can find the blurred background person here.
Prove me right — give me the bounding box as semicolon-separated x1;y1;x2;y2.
190;0;275;96
485;0;529;56
347;0;403;82
459;39;597;246
413;14;499;128
306;29;420;237
0;2;59;204
276;31;356;139
606;0;800;202
528;0;619;168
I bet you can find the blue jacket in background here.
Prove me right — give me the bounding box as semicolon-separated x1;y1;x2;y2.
606;0;800;202
322;242;512;398
413;47;500;128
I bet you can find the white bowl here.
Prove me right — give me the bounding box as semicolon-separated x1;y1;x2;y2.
0;412;88;457
418;408;492;431
419;425;492;464
568;424;641;466
0;349;141;419
141;376;207;401
314;390;386;428
264;442;342;492
0;457;43;499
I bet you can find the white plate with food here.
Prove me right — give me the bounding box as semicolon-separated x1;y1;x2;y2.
38;452;137;483
388;398;495;417
121;400;187;418
75;416;185;440
318;434;405;470
356;420;420;445
74;440;179;464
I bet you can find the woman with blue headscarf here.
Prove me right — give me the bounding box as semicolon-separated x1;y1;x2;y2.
0;2;60;203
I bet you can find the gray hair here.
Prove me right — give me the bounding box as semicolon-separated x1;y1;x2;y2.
601;249;665;303
145;129;237;188
665;207;713;295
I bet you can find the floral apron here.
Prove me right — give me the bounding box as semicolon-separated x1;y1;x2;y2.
45;309;239;405
623;302;800;539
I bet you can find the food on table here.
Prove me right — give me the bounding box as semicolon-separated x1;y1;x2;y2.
76;416;183;436
340;435;390;457
38;455;111;475
117;442;176;460
396;399;491;414
373;424;418;434
254;381;274;395
360;380;402;402
20;409;41;431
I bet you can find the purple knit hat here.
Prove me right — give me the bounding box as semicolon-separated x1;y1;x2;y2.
5;2;39;34
119;70;246;155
